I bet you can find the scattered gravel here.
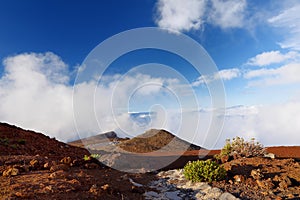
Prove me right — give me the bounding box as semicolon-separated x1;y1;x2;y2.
144;169;239;200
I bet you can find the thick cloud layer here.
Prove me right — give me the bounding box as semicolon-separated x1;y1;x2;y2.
0;52;300;149
0;52;75;141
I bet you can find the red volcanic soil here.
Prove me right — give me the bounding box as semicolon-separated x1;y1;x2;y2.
266;146;300;159
0;123;156;199
117;129;201;153
1;122;300;199
0;122;89;158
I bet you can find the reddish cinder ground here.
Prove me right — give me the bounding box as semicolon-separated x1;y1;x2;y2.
1;122;300;199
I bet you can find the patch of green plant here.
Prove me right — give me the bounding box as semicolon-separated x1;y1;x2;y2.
216;137;266;161
90;153;101;159
83;155;90;161
183;160;226;183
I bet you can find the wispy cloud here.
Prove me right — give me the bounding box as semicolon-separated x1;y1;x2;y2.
244;63;300;86
217;68;241;80
192;68;240;86
208;0;247;29
268;3;300;51
246;51;299;67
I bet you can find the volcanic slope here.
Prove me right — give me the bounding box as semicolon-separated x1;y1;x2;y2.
118;129;201;153
0;122;88;158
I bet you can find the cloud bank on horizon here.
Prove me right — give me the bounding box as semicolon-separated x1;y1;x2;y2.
0;0;300;148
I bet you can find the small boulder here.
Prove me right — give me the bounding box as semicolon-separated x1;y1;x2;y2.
29;159;39;169
60;157;72;165
50;164;70;172
101;184;110;191
278;176;292;190
219;192;239;200
256;178;274;190
14;192;25;197
44;162;50;169
233;175;245;183
89;184;102;195
49;170;67;179
264;153;275;159
3;167;19;177
251;169;263;180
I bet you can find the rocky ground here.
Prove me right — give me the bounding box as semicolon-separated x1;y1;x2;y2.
0;155;158;199
213;157;300;200
145;169;239;200
1;122;300;199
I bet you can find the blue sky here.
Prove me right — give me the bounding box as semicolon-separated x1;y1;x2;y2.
0;0;300;148
0;0;154;69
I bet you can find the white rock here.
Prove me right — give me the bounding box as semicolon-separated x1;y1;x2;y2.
200;187;222;199
264;153;275;159
144;191;160;198
145;169;239;200
129;178;143;187
165;191;181;200
193;183;212;191
219;192;240;200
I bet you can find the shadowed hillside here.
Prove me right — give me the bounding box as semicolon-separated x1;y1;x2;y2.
68;131;123;148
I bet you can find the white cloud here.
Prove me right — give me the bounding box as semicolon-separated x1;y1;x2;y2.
244;62;300;86
208;0;247;29
216;68;240;80
0;52;197;142
192;75;210;87
192;68;240;86
154;0;247;32
216;102;300;148
268;3;300;51
246;51;299;66
155;0;207;32
0;52;75;141
2;52;300;149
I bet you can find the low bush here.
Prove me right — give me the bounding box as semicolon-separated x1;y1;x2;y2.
83;155;90;161
183;160;226;183
216;137;266;161
90;153;101;159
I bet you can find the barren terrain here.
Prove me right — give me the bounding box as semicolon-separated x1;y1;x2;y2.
1;122;300;199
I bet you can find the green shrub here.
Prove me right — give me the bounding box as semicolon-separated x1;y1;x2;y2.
90;153;101;159
217;137;266;161
183;160;226;183
83;155;90;161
